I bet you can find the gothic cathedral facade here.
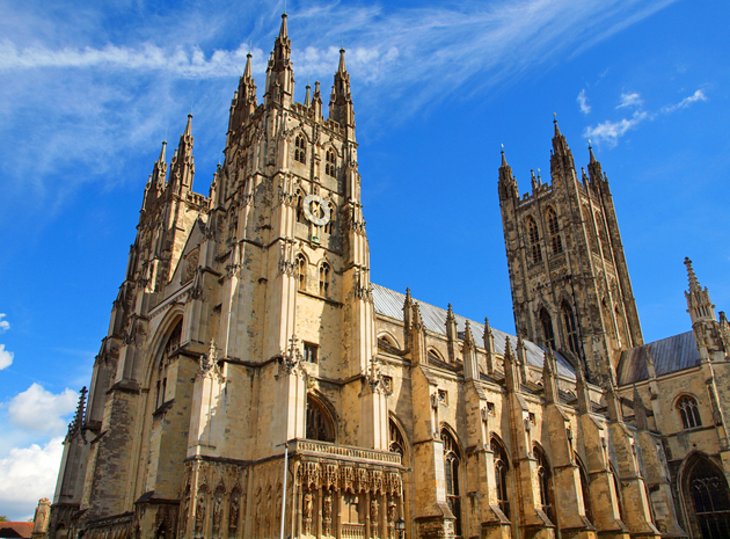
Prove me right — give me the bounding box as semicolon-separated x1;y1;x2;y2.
48;15;730;539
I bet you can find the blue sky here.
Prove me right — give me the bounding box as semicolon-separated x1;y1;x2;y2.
0;0;728;520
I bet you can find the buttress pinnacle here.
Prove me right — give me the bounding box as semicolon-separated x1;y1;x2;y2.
684;257;701;292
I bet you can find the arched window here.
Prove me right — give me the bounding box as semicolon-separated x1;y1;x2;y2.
296;191;306;224
576;455;593;524
305;395;335;442
319;262;330;296
323;202;335;234
561;302;580;357
491;438;511;519
546;207;563;254
540;308;555;350
325;149;336;176
685;455;730;538
441;429;462;537
296;255;307;291
294;135;306;164
389;418;407;463
534;445;555;523
678;395;702;429
156;322;181;409
526;217;542;264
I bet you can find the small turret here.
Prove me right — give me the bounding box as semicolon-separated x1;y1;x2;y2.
550;114;576;176
312;80;323;119
265;14;294;108
329;49;355;131
169;114;195;195
503;337;521;392
684;257;715;323
446;303;457;362
141;140;167;212
229;53;258;132
587;141;603;182
498;145;519;201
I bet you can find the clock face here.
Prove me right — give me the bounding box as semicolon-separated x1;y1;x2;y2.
302;194;331;226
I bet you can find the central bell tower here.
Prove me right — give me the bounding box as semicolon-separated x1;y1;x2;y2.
498;119;642;382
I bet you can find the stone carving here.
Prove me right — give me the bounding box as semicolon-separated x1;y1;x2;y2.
194;488;206;536
212;485;224;536
370;497;379;528
303;491;314;535
228;488;240;533
322;491;333;536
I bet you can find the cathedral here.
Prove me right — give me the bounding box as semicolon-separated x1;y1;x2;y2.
45;14;730;539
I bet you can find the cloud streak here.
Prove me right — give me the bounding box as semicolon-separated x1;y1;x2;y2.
577;89;591;114
0;0;677;221
584;88;707;146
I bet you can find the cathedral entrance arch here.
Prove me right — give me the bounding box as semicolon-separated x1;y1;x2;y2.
681;453;730;538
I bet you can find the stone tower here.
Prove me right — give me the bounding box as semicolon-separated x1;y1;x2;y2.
498;118;642;382
50;15;400;538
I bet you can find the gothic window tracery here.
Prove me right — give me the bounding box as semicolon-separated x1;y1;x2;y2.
389;418;407;464
441;428;462;536
319;262;330;296
296;191;306;224
296;254;307;291
294;135;306;164
325;148;336;176
561;302;580;358
155;322;181;409
546;207;563;254
323;202;335;234
540;308;556;350
677;395;702;429
306;394;335;442
491;437;511;519
526;216;542;264
685;455;730;538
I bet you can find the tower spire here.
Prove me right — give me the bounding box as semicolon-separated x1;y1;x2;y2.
684;257;715;323
265;13;294;108
587;140;604;183
229;52;258;132
169;114;195;194
550;113;576;175
329;48;355;132
498;145;518;201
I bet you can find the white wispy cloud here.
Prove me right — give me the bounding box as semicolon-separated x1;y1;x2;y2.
662;88;707;113
0;437;64;520
0;0;677;220
8;383;77;435
617;91;642;109
0;344;13;370
577;89;591;114
0;313;8;333
584;110;650;147
584;88;707;146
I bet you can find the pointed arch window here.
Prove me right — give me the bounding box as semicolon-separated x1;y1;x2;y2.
294;135;306;164
305;395;335;442
319;262;330;296
561;302;580;357
686;455;730;537
296;191;306;224
491;438;511;519
325;149;336;176
441;428;462;536
677;395;702;429
526;216;542;264
156;322;181;409
323;202;335;234
296;254;307;291
546;207;563;254
540;308;556;350
534;445;555;523
389;419;407;464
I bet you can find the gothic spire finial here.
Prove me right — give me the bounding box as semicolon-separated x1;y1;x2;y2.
184;113;193;136
338;48;347;73
500;144;508;167
278;12;288;38
158;140;167;163
305;84;311;107
243;52;253;78
553;112;560;135
684;256;700;292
